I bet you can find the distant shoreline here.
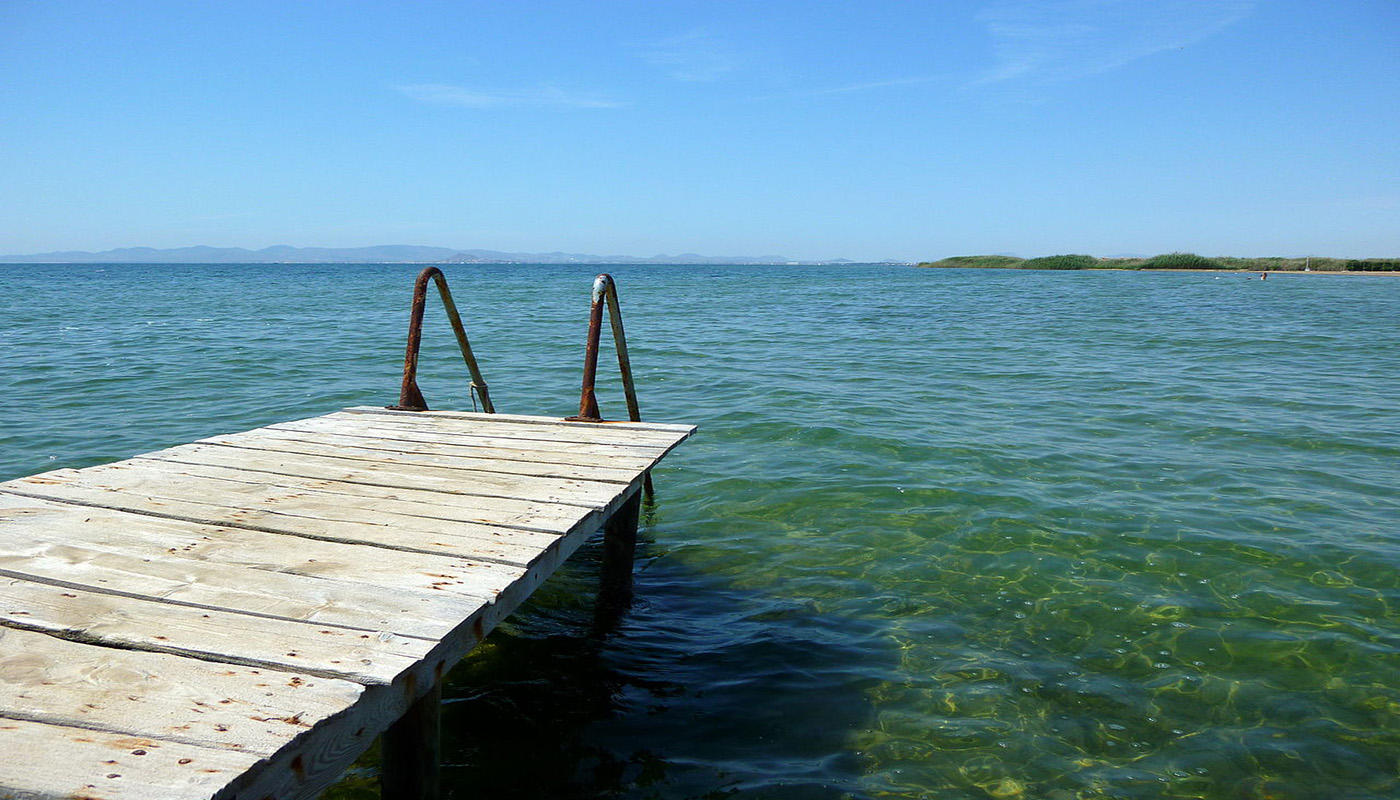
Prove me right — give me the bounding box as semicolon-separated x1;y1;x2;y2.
0;244;886;266
0;260;896;268
917;253;1400;274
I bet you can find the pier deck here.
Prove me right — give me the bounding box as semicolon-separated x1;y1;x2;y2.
0;406;694;799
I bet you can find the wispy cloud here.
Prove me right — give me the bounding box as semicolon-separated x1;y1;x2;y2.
396;83;624;110
976;0;1259;85
638;30;744;82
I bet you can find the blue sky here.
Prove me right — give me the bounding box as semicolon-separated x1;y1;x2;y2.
2;0;1396;261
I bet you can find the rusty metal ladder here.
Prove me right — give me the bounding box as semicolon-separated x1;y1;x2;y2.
389;268;644;427
389;266;495;413
564;274;642;425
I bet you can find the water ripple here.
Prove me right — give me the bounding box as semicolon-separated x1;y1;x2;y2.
3;264;1398;799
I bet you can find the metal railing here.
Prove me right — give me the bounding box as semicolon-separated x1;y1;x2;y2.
566;273;653;498
566;273;641;424
388;266;495;413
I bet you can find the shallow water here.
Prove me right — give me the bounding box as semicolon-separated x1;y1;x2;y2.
3;264;1398;799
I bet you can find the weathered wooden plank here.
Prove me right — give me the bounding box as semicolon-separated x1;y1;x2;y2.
0;626;362;757
0;529;491;641
344;409;694;442
345;406;697;436
0;494;531;601
0;578;430;685
196;430;643;483
0;482;566;568
0;630;478;800
271;417;672;459
132;443;621;508
2;468;596;562
0;716;260;800
317;417;694;453
88;457;595;523
29;458;593;532
270;415;671;462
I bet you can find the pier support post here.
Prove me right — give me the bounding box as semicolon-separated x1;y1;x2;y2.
381;681;442;800
599;487;642;612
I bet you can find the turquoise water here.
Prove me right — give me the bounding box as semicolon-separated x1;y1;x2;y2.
3;264;1398;799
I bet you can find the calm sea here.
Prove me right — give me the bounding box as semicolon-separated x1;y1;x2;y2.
2;264;1398;799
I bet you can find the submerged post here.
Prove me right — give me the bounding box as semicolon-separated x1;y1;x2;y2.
598;487;643;614
390;266;495;413
381;682;443;800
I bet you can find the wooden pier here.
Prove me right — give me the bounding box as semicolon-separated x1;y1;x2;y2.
0;406;694;799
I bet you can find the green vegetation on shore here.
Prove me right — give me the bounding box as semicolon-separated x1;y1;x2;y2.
925;255;1026;269
1020;254;1099;270
918;253;1400;272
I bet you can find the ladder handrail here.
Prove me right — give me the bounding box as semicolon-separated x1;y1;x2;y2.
567;273;641;424
388;266;495;413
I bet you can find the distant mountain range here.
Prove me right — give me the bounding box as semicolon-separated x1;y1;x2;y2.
0;244;872;265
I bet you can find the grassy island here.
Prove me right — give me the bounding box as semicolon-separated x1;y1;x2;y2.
918;253;1400;272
